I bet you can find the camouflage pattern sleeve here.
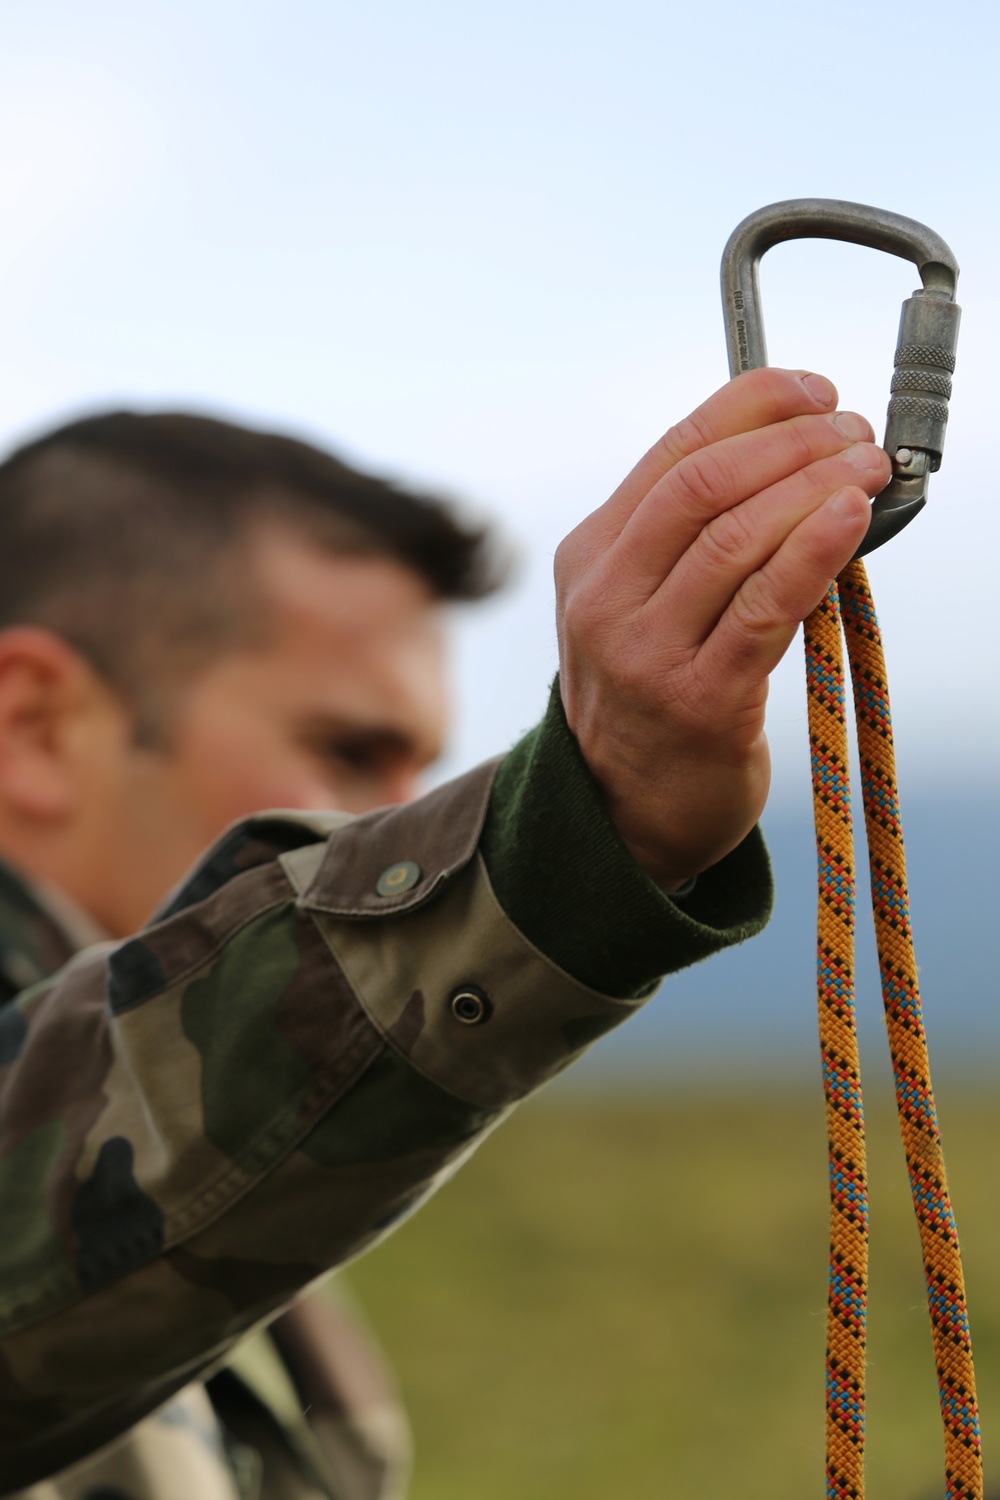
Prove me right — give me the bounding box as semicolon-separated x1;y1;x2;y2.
0;715;771;1492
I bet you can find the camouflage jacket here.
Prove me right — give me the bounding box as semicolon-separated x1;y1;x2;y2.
0;869;412;1500
0;689;773;1495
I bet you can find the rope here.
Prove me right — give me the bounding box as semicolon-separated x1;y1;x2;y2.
805;558;983;1499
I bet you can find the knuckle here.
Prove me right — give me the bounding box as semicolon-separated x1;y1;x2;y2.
698;506;756;569
763;366;823;423
661;406;714;461
558;569;604;641
730;570;785;637
554;529;588;595
784;415;822;469
739;365;794;419
671;446;733;515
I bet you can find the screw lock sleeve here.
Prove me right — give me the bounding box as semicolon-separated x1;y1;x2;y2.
884;291;961;470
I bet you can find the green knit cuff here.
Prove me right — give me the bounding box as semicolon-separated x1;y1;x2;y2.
479;679;773;999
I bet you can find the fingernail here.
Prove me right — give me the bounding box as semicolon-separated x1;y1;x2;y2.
832;411;870;441
802;373;835;406
845;442;885;470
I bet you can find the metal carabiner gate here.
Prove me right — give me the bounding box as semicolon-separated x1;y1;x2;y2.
720;197;961;557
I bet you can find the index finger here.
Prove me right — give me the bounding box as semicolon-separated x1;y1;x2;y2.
595;368;839;544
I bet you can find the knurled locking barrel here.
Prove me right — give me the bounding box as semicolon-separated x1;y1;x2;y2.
883;288;961;471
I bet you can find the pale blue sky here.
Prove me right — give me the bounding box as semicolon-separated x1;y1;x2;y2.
1;0;997;805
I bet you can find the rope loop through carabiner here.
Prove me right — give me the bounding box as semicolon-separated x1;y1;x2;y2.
721;200;982;1495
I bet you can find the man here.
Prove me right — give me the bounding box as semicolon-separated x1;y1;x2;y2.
0;407;503;1500
0;366;888;1498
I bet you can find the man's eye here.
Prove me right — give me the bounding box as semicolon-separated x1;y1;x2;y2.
302;727;416;784
322;742;380;774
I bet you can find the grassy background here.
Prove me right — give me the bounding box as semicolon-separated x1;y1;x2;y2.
345;1086;1000;1500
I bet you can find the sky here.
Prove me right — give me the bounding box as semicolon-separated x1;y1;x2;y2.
0;0;998;811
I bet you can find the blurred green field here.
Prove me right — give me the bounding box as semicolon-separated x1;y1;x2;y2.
345;1086;1000;1500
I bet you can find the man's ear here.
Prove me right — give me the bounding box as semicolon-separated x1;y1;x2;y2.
0;627;111;823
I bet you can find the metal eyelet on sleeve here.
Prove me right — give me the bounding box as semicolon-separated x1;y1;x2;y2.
449;985;492;1025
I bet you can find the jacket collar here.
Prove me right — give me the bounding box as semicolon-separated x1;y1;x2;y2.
0;860;103;999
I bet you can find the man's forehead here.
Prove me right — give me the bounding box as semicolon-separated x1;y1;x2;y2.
243;526;448;751
248;524;440;631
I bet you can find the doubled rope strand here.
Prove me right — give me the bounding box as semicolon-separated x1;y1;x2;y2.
806;561;983;1498
806;580;868;1500
839;558;982;1500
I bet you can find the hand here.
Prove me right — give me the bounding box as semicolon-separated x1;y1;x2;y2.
555;368;891;887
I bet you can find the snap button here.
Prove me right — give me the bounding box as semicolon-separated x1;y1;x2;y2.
376;861;422;897
449;985;492;1026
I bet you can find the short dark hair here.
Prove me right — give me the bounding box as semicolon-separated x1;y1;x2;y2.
0;410;507;740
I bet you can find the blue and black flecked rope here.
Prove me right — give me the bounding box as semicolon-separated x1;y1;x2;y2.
805;559;982;1500
806;577;868;1497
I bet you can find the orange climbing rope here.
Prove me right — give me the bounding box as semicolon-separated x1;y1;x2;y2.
805;559;983;1500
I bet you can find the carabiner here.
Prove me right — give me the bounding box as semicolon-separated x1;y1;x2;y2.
720;198;961;557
